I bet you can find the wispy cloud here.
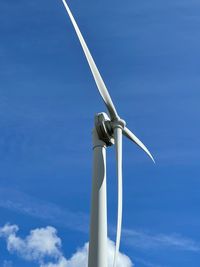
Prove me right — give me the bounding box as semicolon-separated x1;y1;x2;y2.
0;187;89;233
1;187;200;255
123;228;200;252
133;257;168;267
3;261;13;267
0;223;133;267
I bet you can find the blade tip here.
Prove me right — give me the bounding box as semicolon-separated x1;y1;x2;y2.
149;154;156;164
151;156;156;164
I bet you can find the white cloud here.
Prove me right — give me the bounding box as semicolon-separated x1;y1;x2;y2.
0;224;133;267
43;240;132;267
0;224;61;262
107;239;133;267
0;224;19;237
41;257;68;267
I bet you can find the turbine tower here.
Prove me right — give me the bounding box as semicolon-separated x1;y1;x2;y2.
61;1;155;266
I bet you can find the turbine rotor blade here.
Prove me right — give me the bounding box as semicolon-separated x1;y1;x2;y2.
61;0;119;120
123;127;155;163
113;126;123;267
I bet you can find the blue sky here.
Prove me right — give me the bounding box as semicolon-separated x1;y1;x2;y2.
0;0;200;266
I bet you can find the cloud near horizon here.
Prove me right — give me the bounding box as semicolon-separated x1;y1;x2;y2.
1;188;200;255
0;224;133;267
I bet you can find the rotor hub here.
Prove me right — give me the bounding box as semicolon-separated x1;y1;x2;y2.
95;113;114;146
94;113;127;146
111;117;126;129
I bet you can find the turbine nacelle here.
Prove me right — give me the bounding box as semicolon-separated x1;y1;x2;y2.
95;113;127;146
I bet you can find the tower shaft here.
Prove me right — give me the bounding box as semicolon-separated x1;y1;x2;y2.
88;128;108;267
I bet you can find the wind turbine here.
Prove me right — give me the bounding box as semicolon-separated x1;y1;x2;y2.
61;1;155;267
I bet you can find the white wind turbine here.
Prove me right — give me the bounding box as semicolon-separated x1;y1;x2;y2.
61;1;155;267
